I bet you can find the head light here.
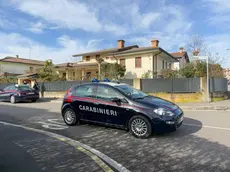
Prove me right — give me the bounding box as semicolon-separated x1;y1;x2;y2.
153;108;174;116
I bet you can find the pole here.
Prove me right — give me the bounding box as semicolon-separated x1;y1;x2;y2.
207;57;209;102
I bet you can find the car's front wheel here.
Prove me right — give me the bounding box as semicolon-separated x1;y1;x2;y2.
129;115;152;139
63;108;78;126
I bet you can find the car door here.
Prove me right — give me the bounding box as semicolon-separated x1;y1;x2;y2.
71;84;98;122
95;85;131;127
0;86;15;101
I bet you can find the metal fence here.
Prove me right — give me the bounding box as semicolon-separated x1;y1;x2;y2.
141;78;200;93
209;78;228;92
0;83;15;89
39;81;89;92
120;79;133;86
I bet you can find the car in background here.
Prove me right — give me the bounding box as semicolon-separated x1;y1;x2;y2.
0;84;39;104
61;79;184;139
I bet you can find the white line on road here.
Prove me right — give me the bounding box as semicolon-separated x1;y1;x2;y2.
184;123;230;131
0;121;130;172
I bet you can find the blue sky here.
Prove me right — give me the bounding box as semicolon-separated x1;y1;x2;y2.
0;0;230;67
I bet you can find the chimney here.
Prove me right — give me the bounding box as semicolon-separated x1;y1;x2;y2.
193;49;199;56
180;47;184;53
151;39;159;47
117;40;125;48
16;55;19;58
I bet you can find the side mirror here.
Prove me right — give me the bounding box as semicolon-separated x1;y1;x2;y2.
111;97;121;103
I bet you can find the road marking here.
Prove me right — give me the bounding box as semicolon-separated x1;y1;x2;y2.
47;119;66;126
184;123;230;131
38;122;68;130
0;121;130;172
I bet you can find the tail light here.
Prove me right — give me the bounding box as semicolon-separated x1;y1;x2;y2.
65;88;73;103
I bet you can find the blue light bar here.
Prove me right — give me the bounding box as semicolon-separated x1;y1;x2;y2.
92;78;99;82
103;78;110;82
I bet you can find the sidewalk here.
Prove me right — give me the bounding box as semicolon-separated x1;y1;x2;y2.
178;100;230;111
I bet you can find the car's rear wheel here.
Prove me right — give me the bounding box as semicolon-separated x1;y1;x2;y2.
63;108;78;126
31;100;37;103
10;96;16;104
129;115;152;139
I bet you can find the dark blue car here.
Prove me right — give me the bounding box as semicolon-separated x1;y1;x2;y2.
61;80;184;138
0;84;40;104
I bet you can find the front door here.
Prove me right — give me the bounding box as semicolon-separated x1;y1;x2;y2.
95;85;131;127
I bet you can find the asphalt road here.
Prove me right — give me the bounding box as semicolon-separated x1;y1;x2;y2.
1;101;230;172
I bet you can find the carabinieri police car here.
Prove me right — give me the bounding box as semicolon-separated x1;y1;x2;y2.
61;79;184;138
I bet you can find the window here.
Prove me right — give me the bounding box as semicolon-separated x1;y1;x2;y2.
120;59;125;67
96;85;123;102
86;56;90;61
73;72;75;78
86;72;91;80
96;55;100;60
74;85;96;98
162;60;165;69
4;85;15;91
115;84;148;100
165;62;168;69
135;57;142;68
169;63;172;69
29;67;33;71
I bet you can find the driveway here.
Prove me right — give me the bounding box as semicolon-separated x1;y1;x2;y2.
1;101;230;172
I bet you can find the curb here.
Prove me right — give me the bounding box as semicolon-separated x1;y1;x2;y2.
180;106;230;111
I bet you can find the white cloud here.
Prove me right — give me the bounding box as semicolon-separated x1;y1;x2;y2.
202;0;230;13
0;32;101;64
13;0;102;32
27;21;46;34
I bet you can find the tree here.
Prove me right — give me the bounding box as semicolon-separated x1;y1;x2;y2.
101;63;126;80
96;56;104;80
161;69;180;78
141;70;152;79
186;35;226;66
180;63;196;78
38;60;59;82
186;35;207;56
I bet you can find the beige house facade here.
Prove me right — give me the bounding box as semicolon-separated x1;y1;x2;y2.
56;39;179;80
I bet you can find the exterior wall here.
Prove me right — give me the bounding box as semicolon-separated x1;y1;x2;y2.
116;53;153;79
0;62;42;74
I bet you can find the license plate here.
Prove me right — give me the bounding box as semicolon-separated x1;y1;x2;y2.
177;115;184;123
27;92;34;95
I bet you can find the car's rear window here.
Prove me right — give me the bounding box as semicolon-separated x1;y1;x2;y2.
18;86;32;91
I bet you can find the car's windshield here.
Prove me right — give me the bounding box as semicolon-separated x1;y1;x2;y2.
115;84;148;99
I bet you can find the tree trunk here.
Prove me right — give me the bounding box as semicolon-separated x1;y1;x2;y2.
98;63;101;80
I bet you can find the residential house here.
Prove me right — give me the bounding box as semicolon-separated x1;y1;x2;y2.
56;40;138;80
223;68;230;80
66;39;178;80
170;47;190;70
0;56;45;78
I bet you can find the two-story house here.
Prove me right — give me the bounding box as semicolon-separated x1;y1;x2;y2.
170;47;190;70
0;56;45;78
55;39;178;80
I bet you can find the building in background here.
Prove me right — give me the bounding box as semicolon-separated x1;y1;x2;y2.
71;39;178;79
170;47;190;70
0;56;45;78
223;68;230;80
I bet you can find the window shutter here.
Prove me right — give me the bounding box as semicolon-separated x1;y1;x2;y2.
135;57;142;68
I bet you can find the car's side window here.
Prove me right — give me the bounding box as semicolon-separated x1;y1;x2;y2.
96;86;123;102
74;85;96;98
3;86;13;91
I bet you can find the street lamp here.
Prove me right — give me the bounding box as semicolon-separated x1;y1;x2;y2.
192;56;209;102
